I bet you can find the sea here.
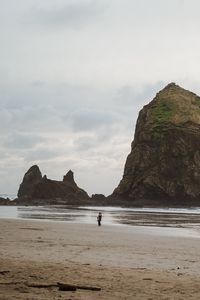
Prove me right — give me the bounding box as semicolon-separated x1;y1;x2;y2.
1;205;200;228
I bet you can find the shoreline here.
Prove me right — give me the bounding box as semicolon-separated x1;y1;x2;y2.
2;205;200;229
2;203;200;208
1;216;200;237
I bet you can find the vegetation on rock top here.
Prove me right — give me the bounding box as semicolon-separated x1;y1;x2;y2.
151;100;174;124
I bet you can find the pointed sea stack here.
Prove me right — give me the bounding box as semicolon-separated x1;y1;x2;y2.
63;170;75;183
18;165;42;198
17;166;89;205
111;83;200;206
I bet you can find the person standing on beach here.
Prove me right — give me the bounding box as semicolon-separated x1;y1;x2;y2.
97;212;102;226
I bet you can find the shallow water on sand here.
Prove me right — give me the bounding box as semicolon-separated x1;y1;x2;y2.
1;205;200;229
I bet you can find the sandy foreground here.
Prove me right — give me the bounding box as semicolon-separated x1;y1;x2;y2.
1;219;200;299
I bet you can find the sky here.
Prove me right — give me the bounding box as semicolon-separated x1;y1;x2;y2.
1;0;200;197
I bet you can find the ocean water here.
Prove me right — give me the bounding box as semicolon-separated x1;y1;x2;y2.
1;205;200;228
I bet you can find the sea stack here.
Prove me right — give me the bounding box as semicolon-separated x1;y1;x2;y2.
112;83;200;206
18;165;42;198
17;166;89;205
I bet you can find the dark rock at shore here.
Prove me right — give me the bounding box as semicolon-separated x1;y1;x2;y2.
16;167;90;205
110;83;200;206
91;194;106;204
0;197;12;205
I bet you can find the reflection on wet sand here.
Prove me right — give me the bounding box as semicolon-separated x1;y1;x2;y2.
114;212;200;228
16;206;200;229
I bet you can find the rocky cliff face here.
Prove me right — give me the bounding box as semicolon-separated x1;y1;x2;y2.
17;166;89;205
112;83;200;206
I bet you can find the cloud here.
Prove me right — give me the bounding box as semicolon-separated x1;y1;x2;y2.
26;0;105;30
24;147;62;161
115;82;166;107
3;132;44;149
69;109;120;132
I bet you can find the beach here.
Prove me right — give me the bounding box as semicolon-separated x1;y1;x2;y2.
1;219;200;299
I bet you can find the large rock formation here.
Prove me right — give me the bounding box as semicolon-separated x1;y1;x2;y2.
17;166;89;205
111;83;200;206
18;165;42;198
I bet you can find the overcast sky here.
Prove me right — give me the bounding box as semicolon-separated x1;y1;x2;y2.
1;0;200;197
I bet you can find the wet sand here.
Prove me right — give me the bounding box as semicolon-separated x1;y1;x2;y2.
1;219;200;299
